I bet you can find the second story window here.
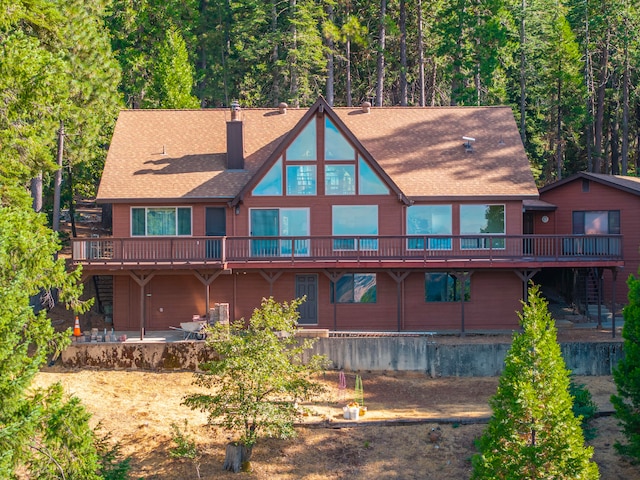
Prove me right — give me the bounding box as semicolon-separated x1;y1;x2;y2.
572;211;620;235
131;207;191;236
460;204;505;249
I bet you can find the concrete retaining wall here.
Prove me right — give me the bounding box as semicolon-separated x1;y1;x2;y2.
60;338;624;376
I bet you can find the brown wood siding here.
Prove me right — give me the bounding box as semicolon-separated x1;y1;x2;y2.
540;179;640;303
111;269;522;331
403;271;522;330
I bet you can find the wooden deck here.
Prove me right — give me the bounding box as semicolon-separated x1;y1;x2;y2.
70;234;624;271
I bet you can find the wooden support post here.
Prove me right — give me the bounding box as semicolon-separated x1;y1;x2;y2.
387;271;410;332
454;271;473;337
611;267;618;338
323;271;346;331
129;272;155;340
193;270;226;315
513;269;539;304
258;270;283;297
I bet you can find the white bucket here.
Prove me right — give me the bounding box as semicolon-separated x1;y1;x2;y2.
349;406;359;420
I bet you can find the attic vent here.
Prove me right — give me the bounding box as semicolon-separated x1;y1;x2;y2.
462;136;475;153
278;102;288;114
361;101;371;114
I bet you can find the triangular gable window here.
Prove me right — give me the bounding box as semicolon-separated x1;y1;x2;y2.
253;157;283;196
325;117;355;160
358;157;389;195
286;120;316;161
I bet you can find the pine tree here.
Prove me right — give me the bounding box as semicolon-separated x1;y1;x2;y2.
472;284;598;479
611;273;640;461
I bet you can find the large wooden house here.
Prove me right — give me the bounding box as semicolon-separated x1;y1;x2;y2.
537;172;640;309
72;98;623;336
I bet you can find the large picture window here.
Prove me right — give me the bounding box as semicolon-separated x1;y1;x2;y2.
332;205;378;250
286;121;316;161
286;165;317;195
250;208;309;256
572;210;620;235
131;207;191;236
358;157;389;195
425;273;470;302
331;273;377;303
325;117;355;160
407;205;452;250
325;165;355;195
460;204;505;249
253;158;283;196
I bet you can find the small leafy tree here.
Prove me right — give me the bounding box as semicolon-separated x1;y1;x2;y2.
612;273;640;461
169;420;201;479
184;297;329;473
472;284;599;479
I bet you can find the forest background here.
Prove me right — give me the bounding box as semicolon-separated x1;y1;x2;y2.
2;0;640;215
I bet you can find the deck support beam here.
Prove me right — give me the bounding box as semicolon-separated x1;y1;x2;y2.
129;271;156;340
513;269;540;303
387;271;410;332
611;267;618;338
323;271;347;331
258;270;283;297
453;271;473;337
193;270;228;317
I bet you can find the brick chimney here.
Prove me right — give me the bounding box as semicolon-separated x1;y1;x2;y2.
226;101;244;170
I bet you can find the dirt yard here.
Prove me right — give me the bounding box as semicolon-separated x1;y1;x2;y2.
31;369;637;479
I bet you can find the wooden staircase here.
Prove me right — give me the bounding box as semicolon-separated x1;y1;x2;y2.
92;275;113;320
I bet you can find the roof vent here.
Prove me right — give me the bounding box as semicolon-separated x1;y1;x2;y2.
278;102;288;114
230;100;241;121
361;101;371;114
462;136;475;153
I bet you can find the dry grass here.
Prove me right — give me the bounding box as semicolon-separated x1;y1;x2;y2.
31;370;637;479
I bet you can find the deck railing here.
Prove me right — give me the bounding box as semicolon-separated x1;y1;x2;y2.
71;234;623;267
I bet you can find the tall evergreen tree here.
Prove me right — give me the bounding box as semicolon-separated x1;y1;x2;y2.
148;27;200;108
472;284;598;479
611;273;640;461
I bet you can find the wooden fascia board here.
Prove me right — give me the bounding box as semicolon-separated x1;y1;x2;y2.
540;171;640;197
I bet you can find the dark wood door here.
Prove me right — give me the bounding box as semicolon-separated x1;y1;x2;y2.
205;208;226;258
296;274;318;325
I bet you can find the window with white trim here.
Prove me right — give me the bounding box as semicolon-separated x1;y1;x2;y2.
131;207;191;236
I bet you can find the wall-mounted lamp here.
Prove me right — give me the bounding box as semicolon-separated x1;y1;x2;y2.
235;206;240;215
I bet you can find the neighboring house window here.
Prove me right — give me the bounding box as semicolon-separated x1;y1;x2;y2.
131;207;191;236
250;208;309;256
332;205;378;250
460;204;505;249
358;157;389;195
325;117;355;160
253;158;283;196
325;164;355;195
287;120;317;160
572;211;620;235
286;165;317;195
425;273;470;302
331;273;377;303
407;205;452;250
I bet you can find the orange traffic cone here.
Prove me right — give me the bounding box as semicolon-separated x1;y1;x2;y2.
73;316;81;337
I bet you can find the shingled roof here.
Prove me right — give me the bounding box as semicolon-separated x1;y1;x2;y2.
97;99;538;203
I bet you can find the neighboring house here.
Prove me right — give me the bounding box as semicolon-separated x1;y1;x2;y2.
72;98;623;336
538;172;640;308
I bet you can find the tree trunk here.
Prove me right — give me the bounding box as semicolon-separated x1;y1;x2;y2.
593;31;610;173
223;442;252;473
346;39;352;107
417;0;425;107
326;5;334;106
399;0;407;106
375;0;386;107
30;174;43;213
621;19;629;174
519;0;526;144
